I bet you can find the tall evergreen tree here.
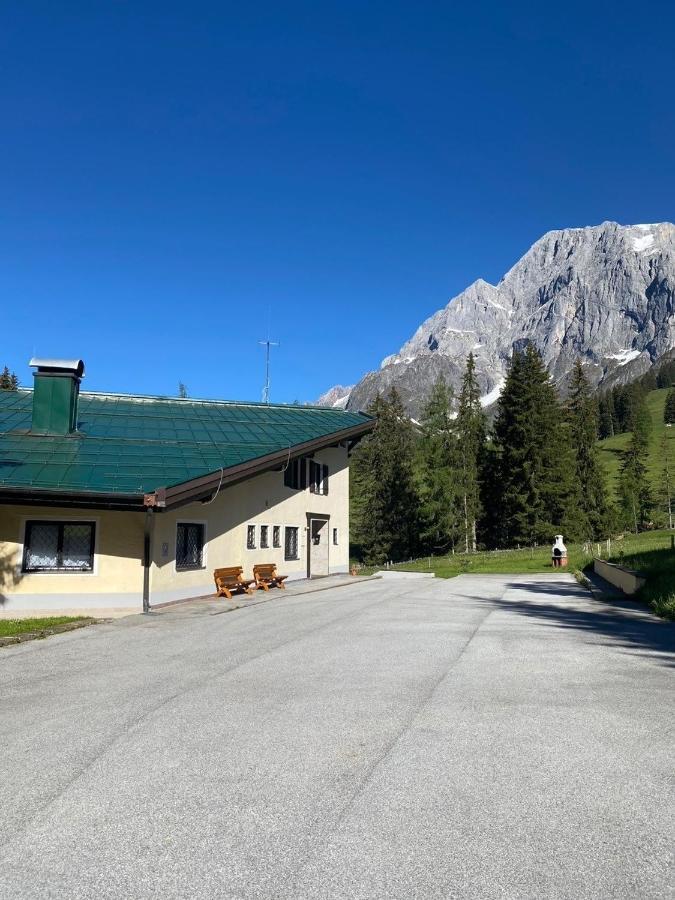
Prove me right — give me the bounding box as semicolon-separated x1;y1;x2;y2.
664;388;675;425
350;388;419;565
0;366;18;390
618;395;652;533
455;353;486;552
657;430;673;530
656;362;675;389
492;345;578;547
598;392;615;439
416;377;459;553
567;360;609;539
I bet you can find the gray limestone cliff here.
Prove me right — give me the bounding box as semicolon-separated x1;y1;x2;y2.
330;222;675;416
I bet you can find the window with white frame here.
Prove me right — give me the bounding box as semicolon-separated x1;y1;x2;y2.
246;524;256;550
260;525;269;549
272;525;281;548
176;523;205;570
23;520;95;573
309;460;329;495
284;526;299;560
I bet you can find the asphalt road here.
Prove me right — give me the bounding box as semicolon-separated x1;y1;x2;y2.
1;573;673;899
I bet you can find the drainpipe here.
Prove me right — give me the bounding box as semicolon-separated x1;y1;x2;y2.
142;496;156;613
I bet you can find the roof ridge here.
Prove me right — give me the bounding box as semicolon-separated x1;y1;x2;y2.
8;387;361;414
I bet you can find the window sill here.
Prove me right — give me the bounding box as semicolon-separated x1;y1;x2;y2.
176;565;206;572
22;568;94;575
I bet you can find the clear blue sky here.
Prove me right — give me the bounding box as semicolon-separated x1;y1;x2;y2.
2;1;674;403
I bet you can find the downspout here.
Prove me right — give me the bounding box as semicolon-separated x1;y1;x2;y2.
142;495;157;613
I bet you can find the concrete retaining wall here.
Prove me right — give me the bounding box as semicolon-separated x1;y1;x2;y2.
594;558;646;595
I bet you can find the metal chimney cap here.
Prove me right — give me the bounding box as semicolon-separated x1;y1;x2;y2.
29;358;85;378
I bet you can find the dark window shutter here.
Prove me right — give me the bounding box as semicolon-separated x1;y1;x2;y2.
322;464;329;495
300;458;307;490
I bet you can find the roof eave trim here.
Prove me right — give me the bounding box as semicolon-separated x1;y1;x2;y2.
155;419;374;509
0;486;146;512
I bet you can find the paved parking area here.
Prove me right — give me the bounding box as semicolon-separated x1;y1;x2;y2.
1;573;673;899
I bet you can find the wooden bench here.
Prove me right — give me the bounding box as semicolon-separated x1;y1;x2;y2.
214;566;255;600
253;563;288;592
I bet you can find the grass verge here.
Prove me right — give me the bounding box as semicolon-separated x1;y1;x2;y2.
355;530;674;579
0;616;93;638
606;547;675;620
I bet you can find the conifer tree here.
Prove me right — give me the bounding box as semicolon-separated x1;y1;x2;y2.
657;430;673;530
598;393;615;439
492;345;578;547
567;359;609;539
417;377;458;553
656;362;675;389
664;387;675;425
455;353;486;552
618;395;652;533
0;366;18;390
350;388;419;564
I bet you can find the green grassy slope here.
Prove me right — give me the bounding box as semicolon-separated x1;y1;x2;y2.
356;530;673;579
597;388;675;511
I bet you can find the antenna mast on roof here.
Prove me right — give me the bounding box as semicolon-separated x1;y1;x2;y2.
259;337;279;405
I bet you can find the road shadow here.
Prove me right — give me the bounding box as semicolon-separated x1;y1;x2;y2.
485;580;675;669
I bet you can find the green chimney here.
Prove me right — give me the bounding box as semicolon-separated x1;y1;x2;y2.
30;358;85;435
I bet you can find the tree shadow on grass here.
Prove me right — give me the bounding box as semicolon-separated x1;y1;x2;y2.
482;579;675;669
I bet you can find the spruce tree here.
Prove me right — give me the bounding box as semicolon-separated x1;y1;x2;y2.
657;430;673;530
598;393;615;439
612;386;630;433
417;377;459;553
0;366;18;390
664;388;675;425
567;360;609;539
455;353;486;552
350;389;419;565
618;395;652;533
492;345;578;547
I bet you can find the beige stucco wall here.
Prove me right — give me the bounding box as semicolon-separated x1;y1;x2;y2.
149;446;350;605
0;446;350;616
0;505;145;617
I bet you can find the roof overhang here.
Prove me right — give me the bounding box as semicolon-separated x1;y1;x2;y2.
0;487;146;512
153;418;374;510
0;418;374;513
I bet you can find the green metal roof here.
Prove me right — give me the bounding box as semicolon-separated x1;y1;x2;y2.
0;390;371;497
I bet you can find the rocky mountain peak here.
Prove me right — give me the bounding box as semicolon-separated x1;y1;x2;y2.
323;221;675;417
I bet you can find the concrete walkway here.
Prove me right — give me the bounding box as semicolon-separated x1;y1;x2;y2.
0;573;673;899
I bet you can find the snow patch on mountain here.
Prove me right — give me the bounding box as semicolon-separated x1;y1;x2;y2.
480;377;505;408
633;233;655;252
316;384;354;408
608;349;642;365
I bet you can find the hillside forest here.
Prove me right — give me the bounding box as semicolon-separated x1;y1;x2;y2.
351;348;675;565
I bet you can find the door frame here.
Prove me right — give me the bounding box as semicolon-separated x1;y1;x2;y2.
306;513;330;579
